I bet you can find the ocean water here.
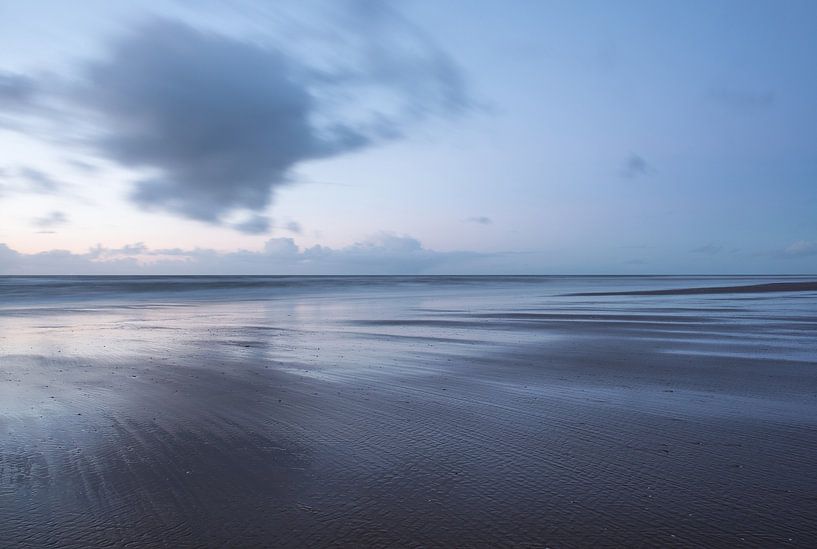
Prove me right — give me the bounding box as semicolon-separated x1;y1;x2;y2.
1;275;816;546
2;273;817;304
3;274;815;366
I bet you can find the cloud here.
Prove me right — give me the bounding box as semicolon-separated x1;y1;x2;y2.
89;242;149;258
691;243;723;254
232;215;272;235
620;154;652;179
0;233;492;275
0;166;65;196
0;71;61;132
326;0;471;121
779;240;817;257
0;7;471;230
78;19;361;224
466;216;492;225
65;159;99;173
32;211;69;228
708;88;775;112
0;72;37;108
18;168;63;193
284;221;303;234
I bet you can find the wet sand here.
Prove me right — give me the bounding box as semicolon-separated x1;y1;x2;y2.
566;279;817;296
1;276;816;547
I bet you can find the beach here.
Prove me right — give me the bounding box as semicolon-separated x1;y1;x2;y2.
1;276;816;547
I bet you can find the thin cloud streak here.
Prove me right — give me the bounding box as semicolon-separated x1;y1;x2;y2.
0;166;66;196
32;211;69;228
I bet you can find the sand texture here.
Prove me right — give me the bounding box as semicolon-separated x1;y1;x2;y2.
1;276;816;547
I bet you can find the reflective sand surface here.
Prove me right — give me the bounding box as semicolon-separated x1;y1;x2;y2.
2;276;817;547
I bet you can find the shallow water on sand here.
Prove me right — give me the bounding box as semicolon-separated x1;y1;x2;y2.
1;276;817;547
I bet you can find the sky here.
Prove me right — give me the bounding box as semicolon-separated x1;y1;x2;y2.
1;0;816;274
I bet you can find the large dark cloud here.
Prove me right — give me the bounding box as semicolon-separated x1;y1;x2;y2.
0;6;470;230
79;19;371;223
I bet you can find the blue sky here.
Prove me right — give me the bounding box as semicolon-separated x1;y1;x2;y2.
0;0;815;274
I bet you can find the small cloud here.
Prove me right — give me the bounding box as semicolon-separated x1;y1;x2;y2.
32;211;69;228
117;243;148;255
285;221;303;234
691;243;724;254
232;215;272;235
620;154;652;179
708;88;775;112
352;232;424;253
263;237;299;255
624;258;646;265
781;240;817;257
466;216;492;225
